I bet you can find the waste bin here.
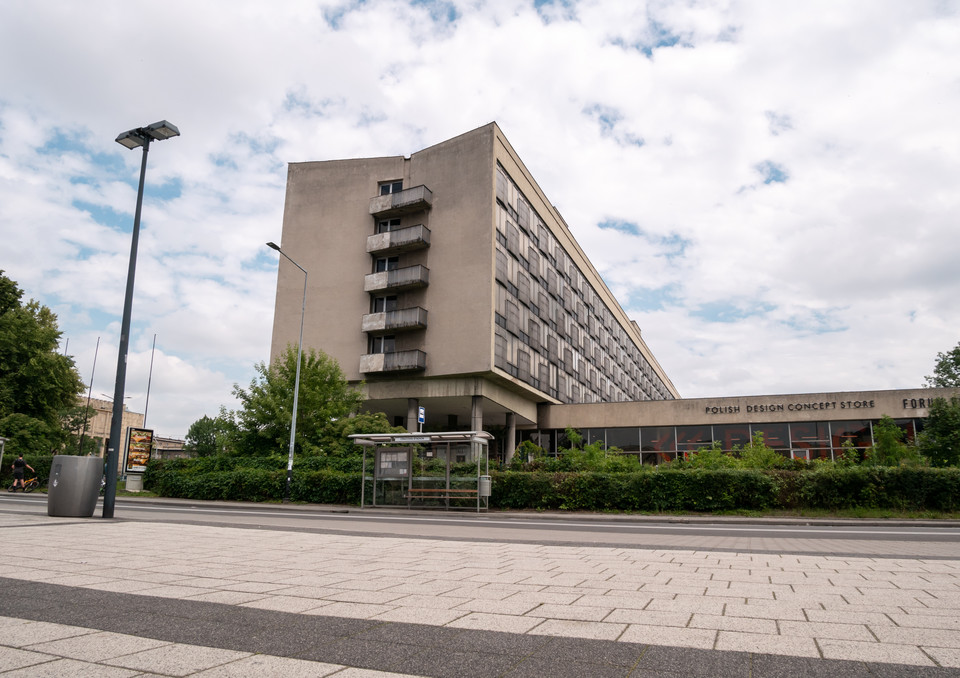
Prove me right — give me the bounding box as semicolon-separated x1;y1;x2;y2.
479;475;492;497
47;455;102;517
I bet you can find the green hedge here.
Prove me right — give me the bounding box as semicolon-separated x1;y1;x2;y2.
489;469;780;512
141;458;960;512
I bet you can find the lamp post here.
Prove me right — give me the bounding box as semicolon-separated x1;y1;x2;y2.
266;241;307;502
103;120;179;519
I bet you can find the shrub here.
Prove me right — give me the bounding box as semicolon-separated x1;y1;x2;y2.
678;442;738;469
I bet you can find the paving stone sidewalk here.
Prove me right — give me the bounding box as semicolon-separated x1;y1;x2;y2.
1;514;959;676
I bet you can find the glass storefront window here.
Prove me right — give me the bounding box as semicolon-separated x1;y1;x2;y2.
585;428;605;446
751;424;790;450
790;421;830;451
894;419;917;443
641;427;676;452
606;427;640;452
713;424;751;451
830;420;872;449
676;425;712;452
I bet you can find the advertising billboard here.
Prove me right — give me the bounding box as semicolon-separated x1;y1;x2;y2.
125;427;153;473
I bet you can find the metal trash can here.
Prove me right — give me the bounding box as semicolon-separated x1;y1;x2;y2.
479;475;492;497
47;456;102;517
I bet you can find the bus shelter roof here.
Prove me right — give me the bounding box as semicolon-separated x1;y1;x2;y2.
348;431;493;446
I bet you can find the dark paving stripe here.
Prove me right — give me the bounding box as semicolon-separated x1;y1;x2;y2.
0;577;955;677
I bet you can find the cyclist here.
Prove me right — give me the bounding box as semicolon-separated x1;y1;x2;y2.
11;454;34;491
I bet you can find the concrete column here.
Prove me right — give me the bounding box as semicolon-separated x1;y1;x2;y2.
471;395;483;432
505;412;517;465
407;398;419;433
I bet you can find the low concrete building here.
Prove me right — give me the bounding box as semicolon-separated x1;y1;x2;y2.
528;387;959;463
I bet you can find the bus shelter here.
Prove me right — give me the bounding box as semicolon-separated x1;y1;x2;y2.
349;431;493;512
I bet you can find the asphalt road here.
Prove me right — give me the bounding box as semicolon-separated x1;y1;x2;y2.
3;493;959;558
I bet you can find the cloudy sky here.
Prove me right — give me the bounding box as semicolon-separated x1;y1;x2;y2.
2;0;958;439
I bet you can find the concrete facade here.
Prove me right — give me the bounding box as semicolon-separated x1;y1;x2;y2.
527;387;960;463
270;123;678;452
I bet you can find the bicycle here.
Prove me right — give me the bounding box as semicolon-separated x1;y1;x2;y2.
7;477;40;493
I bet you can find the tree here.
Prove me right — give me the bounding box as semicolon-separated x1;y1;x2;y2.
867;415;926;467
925;342;960;388
0;271;84;455
919;397;960;467
231;345;364;456
184;408;238;457
324;412;406;457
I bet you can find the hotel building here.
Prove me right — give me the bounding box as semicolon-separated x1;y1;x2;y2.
270;123;955;462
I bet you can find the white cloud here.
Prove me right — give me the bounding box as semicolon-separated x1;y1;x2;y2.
1;0;958;436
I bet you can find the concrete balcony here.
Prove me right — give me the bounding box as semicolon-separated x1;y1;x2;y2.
362;307;428;334
369;185;433;218
366;224;431;255
364;265;429;293
360;349;427;374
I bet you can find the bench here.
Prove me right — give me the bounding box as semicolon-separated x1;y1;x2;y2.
405;488;478;501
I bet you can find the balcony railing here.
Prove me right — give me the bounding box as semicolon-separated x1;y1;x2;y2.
366;224;431;255
360;349;427;373
361;307;428;334
369;185;433;218
364;265;429;293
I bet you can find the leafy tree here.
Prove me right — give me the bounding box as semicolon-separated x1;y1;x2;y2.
0;271;84;455
867;415;926;467
510;440;546;469
925;342;960;388
919;397;960;467
737;432;789;469
60;404;101;455
184;408;238;457
680;441;738;469
324;412;405;457
231;345;364;456
0;413;58;457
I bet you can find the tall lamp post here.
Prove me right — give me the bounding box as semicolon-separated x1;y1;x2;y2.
266;241;306;502
103;120;180;519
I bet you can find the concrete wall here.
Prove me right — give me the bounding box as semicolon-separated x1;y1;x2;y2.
536;387;960;430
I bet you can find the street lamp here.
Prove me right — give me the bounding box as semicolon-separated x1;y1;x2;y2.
103;120;179;519
266;242;307;502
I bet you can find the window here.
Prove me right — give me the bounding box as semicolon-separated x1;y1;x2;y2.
379;180;403;195
372;296;398;313
377;218;401;233
375;256;399;272
369;335;396;354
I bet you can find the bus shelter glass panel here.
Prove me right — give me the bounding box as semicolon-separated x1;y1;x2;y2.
676;425;712;455
712;424;751;451
605;427;640;452
831;420;872;456
411;443;479;507
374;447;410;505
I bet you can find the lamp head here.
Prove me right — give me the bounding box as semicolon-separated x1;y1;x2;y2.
116;120;179;150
